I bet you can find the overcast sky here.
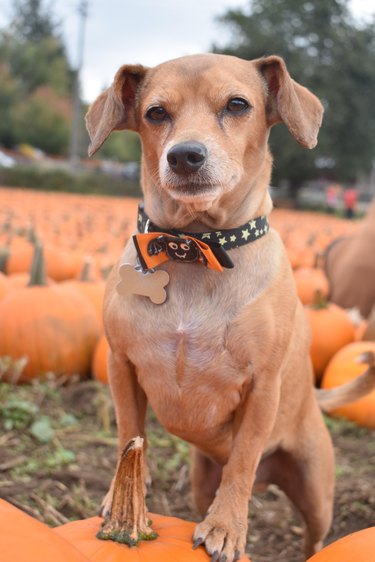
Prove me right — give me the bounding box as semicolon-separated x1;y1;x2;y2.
0;0;374;102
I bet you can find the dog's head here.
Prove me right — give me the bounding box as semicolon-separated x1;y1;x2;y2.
86;54;323;212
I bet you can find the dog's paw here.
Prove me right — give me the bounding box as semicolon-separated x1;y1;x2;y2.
192;506;247;562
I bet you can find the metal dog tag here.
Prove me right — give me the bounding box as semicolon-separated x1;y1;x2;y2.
116;264;169;304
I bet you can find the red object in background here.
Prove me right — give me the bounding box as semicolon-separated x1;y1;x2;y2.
343;188;357;210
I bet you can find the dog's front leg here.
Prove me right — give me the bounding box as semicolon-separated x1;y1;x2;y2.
193;374;280;562
101;349;149;517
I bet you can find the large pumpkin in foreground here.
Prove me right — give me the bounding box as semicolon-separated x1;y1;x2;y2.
321;342;375;428
0;500;89;562
55;513;251;562
307;526;375;561
55;437;250;562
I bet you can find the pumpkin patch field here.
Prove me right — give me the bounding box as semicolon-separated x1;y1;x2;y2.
0;187;374;562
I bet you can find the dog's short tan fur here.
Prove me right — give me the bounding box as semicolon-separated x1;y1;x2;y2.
86;54;375;562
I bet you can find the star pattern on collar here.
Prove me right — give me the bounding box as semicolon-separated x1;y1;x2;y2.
137;204;269;251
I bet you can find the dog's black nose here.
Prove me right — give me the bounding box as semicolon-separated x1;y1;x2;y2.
167;142;207;175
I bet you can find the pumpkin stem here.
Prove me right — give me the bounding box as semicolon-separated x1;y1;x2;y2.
27;222;38;244
311;288;328;310
0;246;10;273
28;241;48;287
97;436;158;546
313;251;324;269
78;256;95;282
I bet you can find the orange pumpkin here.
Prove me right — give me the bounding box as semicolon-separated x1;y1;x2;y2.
0;271;10;300
6;242;84;281
293;267;330;305
306;295;355;381
63;257;105;328
0;499;89;562
354;320;369;341
6;271;54;289
55;513;247;562
7;271;35;289
0;243;100;382
307;526;375;561
4;237;33;275
92;334;109;383
55;438;250;562
74;280;105;326
321;342;375;427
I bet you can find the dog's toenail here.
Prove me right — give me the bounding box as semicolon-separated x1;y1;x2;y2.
192;537;204;550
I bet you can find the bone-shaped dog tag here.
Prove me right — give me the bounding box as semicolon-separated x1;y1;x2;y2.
116;264;169;304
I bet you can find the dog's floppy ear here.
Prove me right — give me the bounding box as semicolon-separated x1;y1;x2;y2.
85;64;148;157
256;55;323;149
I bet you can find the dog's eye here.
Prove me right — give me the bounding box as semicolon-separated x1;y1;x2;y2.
226;97;250;113
146;106;168;123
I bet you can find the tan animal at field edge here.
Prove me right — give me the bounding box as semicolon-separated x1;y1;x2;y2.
325;198;375;319
86;53;375;562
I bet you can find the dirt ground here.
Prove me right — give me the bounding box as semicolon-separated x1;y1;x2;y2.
0;378;374;562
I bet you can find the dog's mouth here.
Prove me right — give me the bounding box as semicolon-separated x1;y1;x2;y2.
168;184;220;207
164;177;220;201
171;181;216;193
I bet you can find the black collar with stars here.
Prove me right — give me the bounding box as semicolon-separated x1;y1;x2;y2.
137;203;270;252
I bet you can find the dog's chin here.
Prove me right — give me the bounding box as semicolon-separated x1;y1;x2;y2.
165;183;221;211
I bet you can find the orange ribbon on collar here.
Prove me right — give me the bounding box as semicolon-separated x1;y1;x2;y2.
133;232;233;272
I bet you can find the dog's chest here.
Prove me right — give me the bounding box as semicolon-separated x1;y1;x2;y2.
134;311;246;434
110;235;281;436
117;264;262;433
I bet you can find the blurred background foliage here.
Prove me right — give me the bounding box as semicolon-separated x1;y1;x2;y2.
214;0;375;190
0;0;140;162
0;0;374;190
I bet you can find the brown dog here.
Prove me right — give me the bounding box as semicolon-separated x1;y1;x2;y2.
86;54;375;562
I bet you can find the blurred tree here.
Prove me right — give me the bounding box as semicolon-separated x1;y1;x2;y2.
0;0;73;152
0;0;138;162
14;86;71;154
214;0;375;189
0;64;20;147
1;34;74;97
1;0;73;96
11;0;58;42
96;131;141;163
